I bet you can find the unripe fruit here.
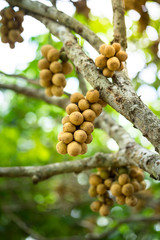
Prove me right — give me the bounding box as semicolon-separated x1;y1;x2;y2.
86;89;99;103
95;55;107;68
88;186;97;197
50;61;62;73
82;109;96;122
70;92;84;103
116;195;125;205
56;141;67;154
51;85;63;97
112;42;121;53
47;48;60;62
78;99;90;111
67;141;82;156
45;86;53;97
41;45;53;58
99;170;110;180
66;103;79;115
62;116;70;125
96;184;106;195
90;201;101;212
107;57;120;71
63;122;76;133
52;73;66;87
60;51;68;62
116;50;128;62
122;183;134;196
89;174;102;186
85;134;93;144
81;142;88;154
90;103;102;117
38;59;50;70
99;204;109;216
110;183;122;196
69;111;84;126
118;167;128;175
40;69;52;81
103;45;115;58
118;174;130;185
40;79;51;88
62;62;73;74
74;130;87;143
106;198;114;206
104;178;113;189
97;99;107;107
60;132;73;144
80;121;94;134
103;67;114;77
125;196;138;207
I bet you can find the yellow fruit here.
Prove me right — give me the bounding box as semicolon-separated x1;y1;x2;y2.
52;73;66;87
88;186;97;197
69;111;84;126
112;42;121;53
82;109;96;122
40;69;52;81
62;116;70;125
74;130;87;143
47;48;60;62
66;103;80;115
41;45;53;58
118;174;130;185
101;45;115;58
140;180;146;190
60;132;73;144
58;132;63;141
117;62;124;71
131;179;141;192
125;196;138;207
63;122;76;133
116;195;125;205
107;57;120;71
97;99;107;107
90;201;101;212
56;141;67;154
51;85;63;97
96;184;106;195
67;141;82;156
70;92;84;103
99;170;110;180
85;134;93;144
78;99;90;111
110;183;122;196
103;67;114;77
129;168;138;178
99;44;107;55
122;183;134;196
99;204;110;216
86;89;99;103
45;86;53;97
89;174;102;186
50;61;62;73
116;50;128;61
136;171;144;182
38;59;50;70
95;55;107;68
80;143;88;154
39;79;51;88
62;62;73;74
80;121;94;134
104;178;113;189
90;103;102;117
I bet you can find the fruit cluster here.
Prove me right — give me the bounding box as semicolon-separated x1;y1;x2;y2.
95;43;128;78
56;90;107;156
89;166;146;216
38;45;73;97
0;7;24;49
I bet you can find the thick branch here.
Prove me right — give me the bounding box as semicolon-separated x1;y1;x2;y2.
111;0;127;50
0;71;40;85
0;83;68;108
6;0;103;51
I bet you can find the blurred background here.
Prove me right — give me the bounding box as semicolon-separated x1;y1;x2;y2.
0;0;160;239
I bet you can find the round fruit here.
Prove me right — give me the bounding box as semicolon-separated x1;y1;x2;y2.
63;122;76;133
78;99;90;111
116;50;128;61
95;55;107;68
74;130;87;143
116;195;125;205
70;92;84;103
40;69;52;81
88;186;97;197
41;45;53;58
80;121;94;134
107;57;120;71
104;178;113;189
62;62;73;74
82;109;96;122
80;142;88;154
50;61;62;73
69;112;84;126
99;204;109;216
122;183;134;196
38;59;50;70
51;85;63;97
90;201;101;212
110;183;122;196
52;73;66;87
102;45;115;58
60;132;73;144
39;79;51;88
112;42;121;53
118;174;130;185
47;48;60;62
86;89;99;103
97;99;107;107
66;103;80;115
85;134;93;144
45;86;53;97
90;103;102;117
96;184;106;195
89;174;102;186
62;116;70;125
125;196;138;207
103;67;114;77
56;141;67;154
67;141;82;156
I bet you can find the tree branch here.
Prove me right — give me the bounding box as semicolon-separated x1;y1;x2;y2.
77;72;88;95
6;0;103;52
111;0;127;50
0;83;69;109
